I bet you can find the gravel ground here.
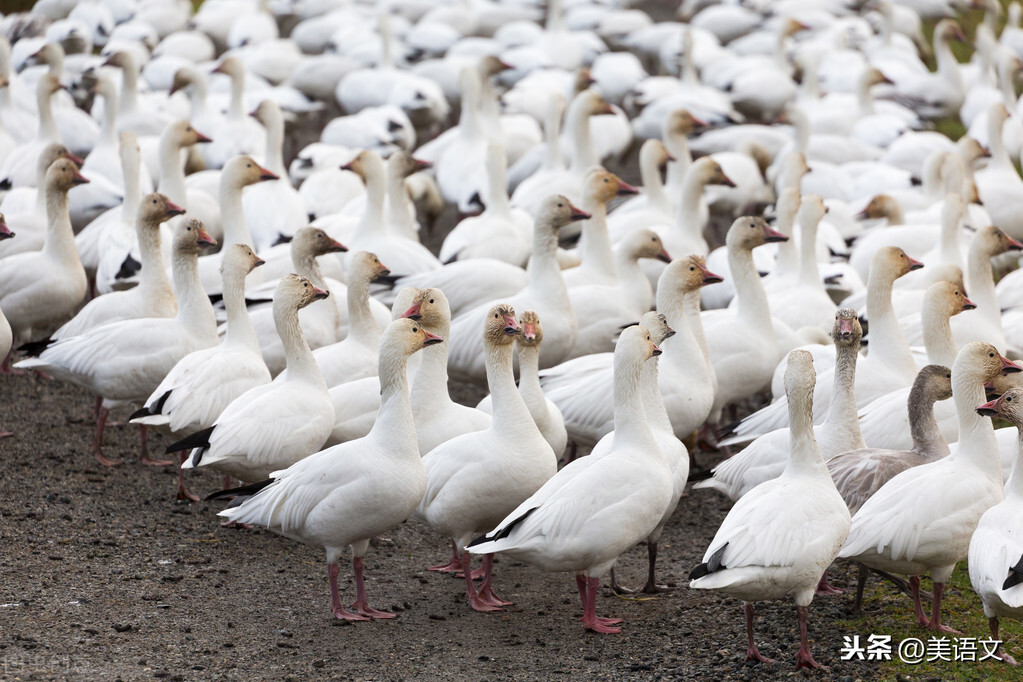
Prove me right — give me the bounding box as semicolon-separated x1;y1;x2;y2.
0;373;885;681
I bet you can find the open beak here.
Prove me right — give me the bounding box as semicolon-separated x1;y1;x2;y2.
312;286;329;300
164;199;186;217
376;266;391;279
616;179;639;196
656;249;672;263
256;163;278;181
503;314;521;336
962;296;977;311
651;344;662;357
691;115;708;130
496;59;514;72
976;398;999;417
402;301;423;321
340;160;356;171
718;174;737;188
0;218;13;240
664;151;676;162
423;330;444;346
699;263;723;285
762;224;789;243
878;72;894;85
196;227;217;247
71;169;90;185
1000;354;1022;374
568;204;591;221
598;100;615;115
907;256;924;271
522;322;537;341
194;130;212;143
1008;236;1023;251
326;238;347;253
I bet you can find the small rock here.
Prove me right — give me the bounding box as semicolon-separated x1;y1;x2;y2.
428;614;446;621
277;629;293;638
113;623;132;633
312;660;326;669
477;655;490;662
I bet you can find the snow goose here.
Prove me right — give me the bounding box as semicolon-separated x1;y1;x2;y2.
447;195;588;384
879;18;967;121
416;304;557;612
0;143;80;259
970;387;1023;665
201;56;266;170
131;244;269;500
170;274;334;483
211;318;438;621
838;342;1022;633
101;50;172;138
246;228;348;376
689;349;851;670
433;66;489;212
701;216;789;426
477;310;567;459
696;309;866;501
467;324;673;633
0;159;88;360
562;167;639;289
241;100;307;251
0;215;13;379
16;218;219;467
828;364;953;610
308;251;390;388
605;138;673;230
974;104;1023;240
0;74;66;189
727;246;923;442
155;120;220;242
858;280;975;451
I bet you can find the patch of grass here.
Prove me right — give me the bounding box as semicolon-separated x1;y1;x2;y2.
836;563;1022;679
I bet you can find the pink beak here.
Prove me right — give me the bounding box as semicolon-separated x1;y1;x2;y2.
906;256;924;271
326;238;347;253
402;301;423;320
976;397;999;417
0;218;13;240
252;255;266;268
67;151;85;166
651;344;662;357
194;130;212;143
1007;236;1023;251
569;204;591;221
762;224;789;243
311;286;329;300
196;227;217;247
616;179;639;196
423;330;444;346
1000;354;1022;374
71;168;90;186
503;314;521;336
962;296;977;310
164;199;186;217
837;317;856;339
414;158;432;171
699;262;723;285
522;322;537;341
256;163;278;181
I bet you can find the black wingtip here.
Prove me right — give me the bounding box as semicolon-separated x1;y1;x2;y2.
1003;554;1023;590
205;477;275;501
165;425;215;455
687;468;713;482
17;337;54;357
128;406;152;421
689;542;728;580
114;253;141;280
468;506;539;548
0;178;10;191
207;293;224;305
273;233;293;246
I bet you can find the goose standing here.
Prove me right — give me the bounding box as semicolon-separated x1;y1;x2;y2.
0;159;88;364
169;274;334;483
838;343;1022;633
15;219;219;467
131;245;270;501
212;318;438;621
971;387;1023;665
467;324;673;633
0;215;13;396
416;304;557;612
0;143;80;259
689;350;851;670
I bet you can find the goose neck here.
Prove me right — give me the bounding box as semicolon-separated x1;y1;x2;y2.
228;71;245;120
797;213;822;288
119;63;139;115
355;165;387;241
1006;430;1023;498
909;386;951;460
410;318;453;412
99;92;117;147
774;210;799;274
262;109;286;178
966;243;998;317
458;73;483;138
729;241;772;328
485;153;511;216
683;288;711;364
222;266;261;354
219;176;255;248
275;298;323;385
528;223;569;304
866;269;917;376
136;221;172;298
516;344;545;412
640;357;672;434
346;271;381;347
938;204;963;265
386;169;414;233
783;373;830;475
41;181;79;265
664;140;692;190
935;31;965;93
921;305;958;366
293;251;326;288
950;366;1000;479
172;248;216;338
567;102;597;174
368;343;417;450
484;340;536;434
37;89;58;142
614;245;654;309
577;198;615;278
611;351;658;454
674;164;708;241
856;77;876;116
157;134;187;205
987;111;1012;168
822;341;866;449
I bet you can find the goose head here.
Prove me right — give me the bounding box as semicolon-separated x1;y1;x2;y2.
340;150;384;183
856;194;901;221
484;303;522;346
934;19;968;47
584;166;637;205
248;100;281;127
832;308;862;347
292;227;347;259
401;287;448;330
659;254;723;295
956;136;989;165
212;56;244;80
37;72;64;100
974;225;1023;257
976;386;1023;420
89;73;116;101
46;158;89;192
166;120;212;148
349;251;391;284
862;67;893;89
872;246;923;282
620;324;661;362
39;143;83;176
639;311;674;346
664;109;707;138
0;213;12;240
576;88;615;117
385;317;444;358
783;349;816;398
479;55;512;78
168;66;201;96
573;68;596;94
693;157;735;188
536;195;590;232
725;216;788;252
518;310;544;347
640;139;673;169
955;342;1022;388
29;42;62;68
622;228;671;263
138;192;185;227
173;218;217;256
798;193;828;226
388;150;431;179
276;273;329;312
101;50;137;74
219;244;265;278
915;364;954;406
223;154;277;190
925;279;975;319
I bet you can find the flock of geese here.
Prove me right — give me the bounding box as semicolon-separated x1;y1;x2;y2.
3;0;1023;671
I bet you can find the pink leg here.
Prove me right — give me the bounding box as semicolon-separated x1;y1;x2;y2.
580;576;622;633
990;617;1019;665
427;538;464;573
222;474;232;490
926;582;961;634
92;406;121;468
349;556;395;619
576;574;587;606
138;425;173;466
909;576;929;627
476;554;512;607
744;602;774;663
815;570;844;596
1;349;26;375
794;606;825;670
0;430;13;438
461;550;502;612
176;452;200;502
328;562;368;621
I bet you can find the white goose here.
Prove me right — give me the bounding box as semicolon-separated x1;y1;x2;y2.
689;350;851;670
156;120;221;242
0;215;14;383
0;143;79;259
970;387;1023;666
0;159;88;357
447;196;587;384
212;318;437;621
562;167;639;289
467;324;673;633
416;304;557;612
16;219;219;467
839;343;1022;633
131;244;269;501
170;274;334;483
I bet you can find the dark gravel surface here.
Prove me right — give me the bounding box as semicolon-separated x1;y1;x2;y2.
0;374;885;681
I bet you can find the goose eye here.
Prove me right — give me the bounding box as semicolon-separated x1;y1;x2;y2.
990;352;995;357
429;299;434;304
1009;396;1014;402
603;178;609;183
557;202;563;207
689;266;695;271
412;327;418;333
152;199;157;204
494;313;499;318
303;283;308;287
